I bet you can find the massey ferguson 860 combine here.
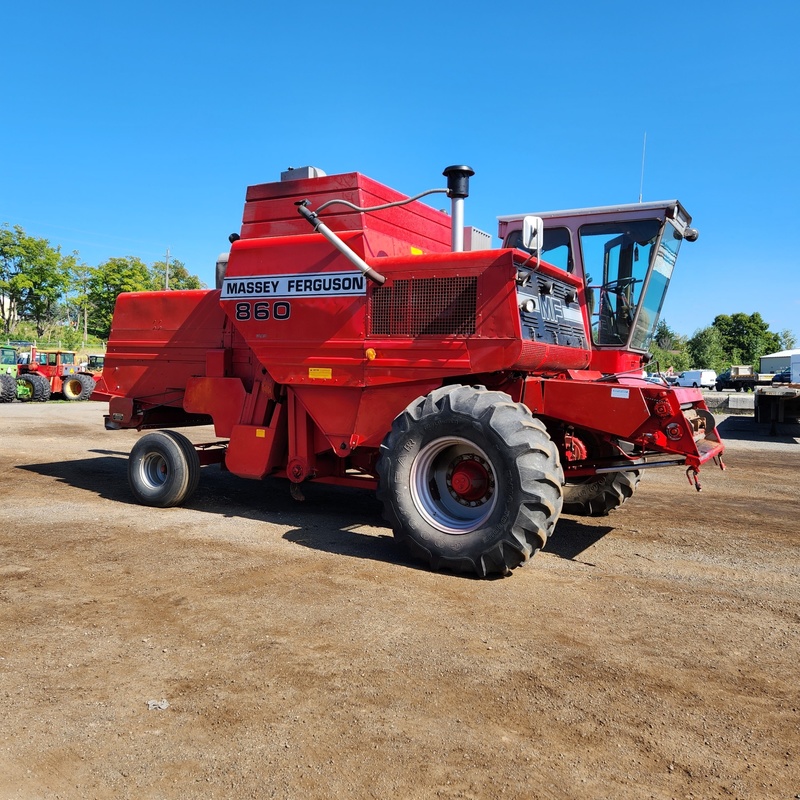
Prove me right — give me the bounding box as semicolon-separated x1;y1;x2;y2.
96;165;724;577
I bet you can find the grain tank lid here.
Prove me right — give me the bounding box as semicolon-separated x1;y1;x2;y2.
239;170;453;253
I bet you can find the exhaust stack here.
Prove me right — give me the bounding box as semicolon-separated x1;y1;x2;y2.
443;165;474;252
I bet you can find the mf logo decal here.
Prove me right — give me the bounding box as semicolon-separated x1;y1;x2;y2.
539;295;583;325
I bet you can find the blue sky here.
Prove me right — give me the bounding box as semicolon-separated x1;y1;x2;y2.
2;0;797;341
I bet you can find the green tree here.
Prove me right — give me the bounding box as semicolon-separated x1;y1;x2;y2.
653;320;678;349
149;258;204;291
712;312;780;366
778;329;797;351
0;224;23;332
649;342;691;373
648;320;691;372
88;256;152;338
64;261;93;345
0;224;75;336
687;326;727;372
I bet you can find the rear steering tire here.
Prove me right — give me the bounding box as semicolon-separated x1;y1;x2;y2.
377;385;564;577
128;430;201;508
563;470;642;517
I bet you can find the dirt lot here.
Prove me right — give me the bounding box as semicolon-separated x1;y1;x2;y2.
0;402;798;800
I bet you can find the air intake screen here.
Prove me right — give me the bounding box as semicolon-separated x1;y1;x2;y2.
370;277;477;336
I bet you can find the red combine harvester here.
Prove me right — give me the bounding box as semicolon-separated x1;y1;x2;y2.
96;165;724;577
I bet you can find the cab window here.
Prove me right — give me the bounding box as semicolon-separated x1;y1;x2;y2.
505;226;573;272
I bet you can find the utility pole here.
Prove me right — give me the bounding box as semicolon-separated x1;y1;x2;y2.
165;247;170;290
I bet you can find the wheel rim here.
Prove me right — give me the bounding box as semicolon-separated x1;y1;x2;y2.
140;452;169;488
410;436;498;534
18;379;33;400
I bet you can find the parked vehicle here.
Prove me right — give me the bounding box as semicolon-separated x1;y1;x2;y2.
771;367;791;385
0;347;17;402
18;348;96;401
714;365;776;392
85;354;105;375
675;369;717;389
0;345;50;402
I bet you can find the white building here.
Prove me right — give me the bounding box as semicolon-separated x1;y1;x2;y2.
760;349;800;373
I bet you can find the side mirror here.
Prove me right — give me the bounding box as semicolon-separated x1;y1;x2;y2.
521;215;544;257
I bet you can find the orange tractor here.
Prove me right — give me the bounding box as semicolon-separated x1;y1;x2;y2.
18;348;96;401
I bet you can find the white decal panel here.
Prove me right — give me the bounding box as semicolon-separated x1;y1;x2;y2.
221;271;366;299
611;388;630;399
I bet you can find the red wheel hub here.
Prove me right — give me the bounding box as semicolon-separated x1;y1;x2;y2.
449;458;490;502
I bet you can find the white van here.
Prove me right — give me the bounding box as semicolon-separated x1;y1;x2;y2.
674;369;717;389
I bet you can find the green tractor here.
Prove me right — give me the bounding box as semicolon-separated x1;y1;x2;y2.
0;346;51;402
0;346;16;402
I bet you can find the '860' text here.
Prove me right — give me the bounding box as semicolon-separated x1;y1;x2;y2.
234;301;291;321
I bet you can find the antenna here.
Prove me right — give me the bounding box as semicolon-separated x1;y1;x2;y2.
638;132;647;203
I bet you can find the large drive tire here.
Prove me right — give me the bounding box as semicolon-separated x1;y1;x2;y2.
77;373;95;400
62;373;94;401
376;385;564;578
563;470;642;517
30;373;51;402
0;374;15;403
128;430;201;508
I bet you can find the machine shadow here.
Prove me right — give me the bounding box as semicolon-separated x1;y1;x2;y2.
546;517;615;563
18;454;615;574
18;453;133;501
716;415;800;444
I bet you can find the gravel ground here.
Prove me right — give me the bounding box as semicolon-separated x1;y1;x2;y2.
0;402;798;800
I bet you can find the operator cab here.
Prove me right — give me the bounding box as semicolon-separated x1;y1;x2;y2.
498;202;698;356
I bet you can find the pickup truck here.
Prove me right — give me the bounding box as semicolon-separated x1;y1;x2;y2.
714;366;774;392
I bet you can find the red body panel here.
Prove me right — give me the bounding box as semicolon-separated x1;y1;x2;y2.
96;290;228;408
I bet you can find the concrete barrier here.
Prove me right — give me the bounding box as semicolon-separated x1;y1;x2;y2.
728;394;755;411
703;391;755;416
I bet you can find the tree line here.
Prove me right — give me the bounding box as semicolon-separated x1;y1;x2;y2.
0;223;204;345
649;313;796;374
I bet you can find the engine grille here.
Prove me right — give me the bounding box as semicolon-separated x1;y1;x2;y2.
369;277;477;336
518;275;587;349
